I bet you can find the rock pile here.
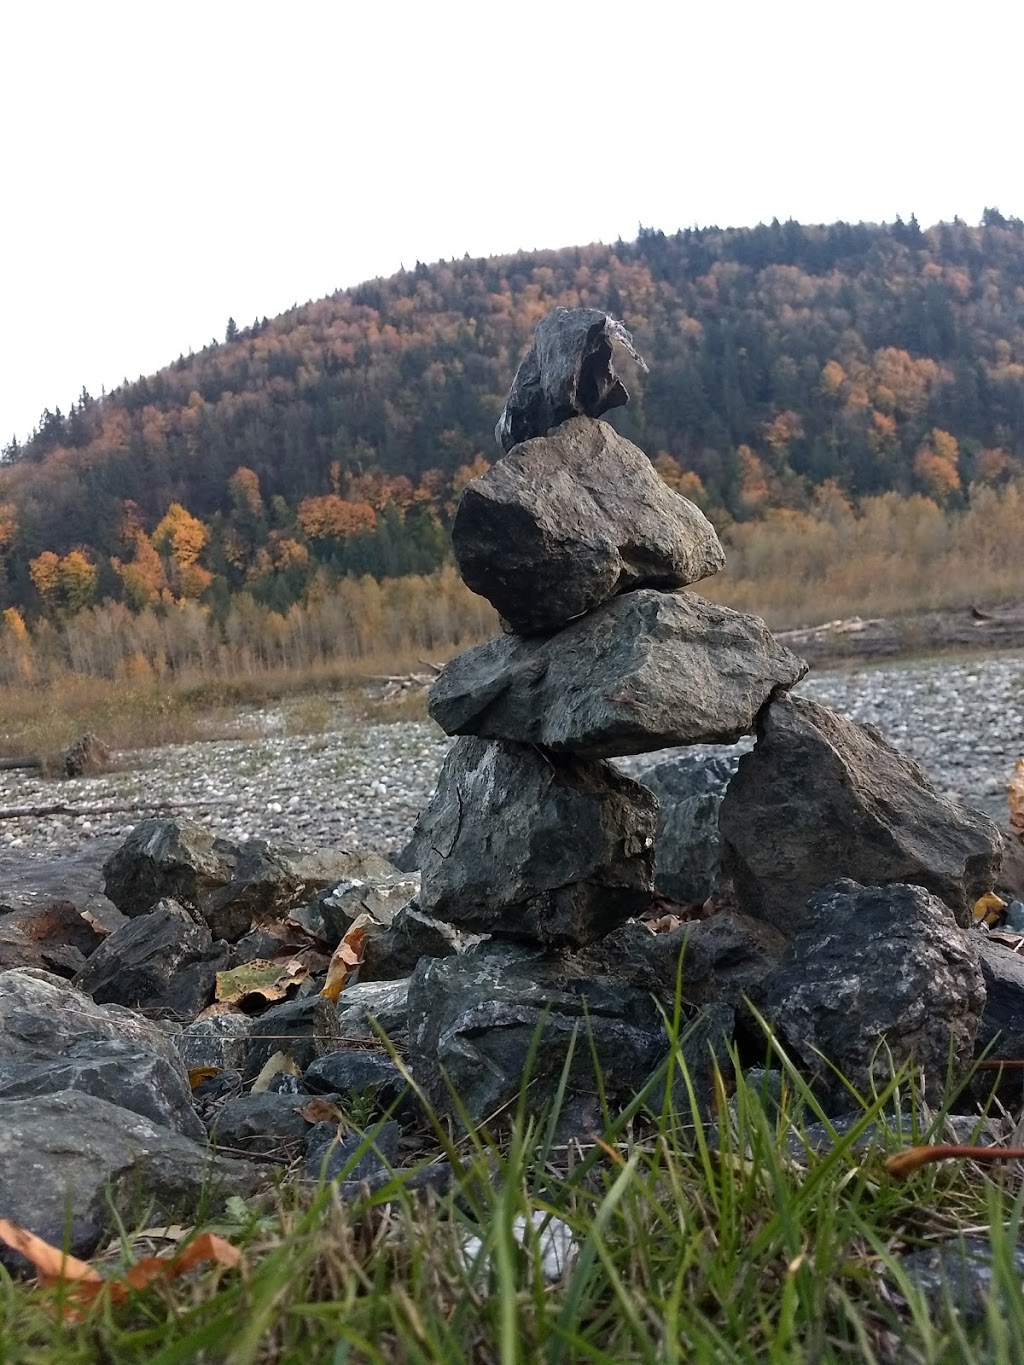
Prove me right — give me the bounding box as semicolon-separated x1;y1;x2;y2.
402;305;1005;1122
401;308;804;1116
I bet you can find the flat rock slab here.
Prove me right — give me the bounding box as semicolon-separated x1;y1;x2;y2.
416;737;657;946
760;880;985;1102
454;417;723;635
495;307;647;454
719;693;1003;934
0;1090;261;1253
429;590;807;759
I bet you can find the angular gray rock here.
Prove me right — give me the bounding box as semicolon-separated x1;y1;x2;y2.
975;937;1024;1055
719;694;1003;934
760;880;986;1102
304;1119;400;1184
454;417;724;635
0;898;107;976
208;1091;312;1154
322;979;411;1049
0;968;186;1072
579;911;785;1014
0;1090;261;1250
103;817;397;941
312;870;420;944
242;996;322;1080
73;898;227;1020
408;952;668;1124
625;752;741;904
360;902;485;981
495;308;647;454
0;1039;205;1140
429;590;807;759
174;1014;254;1072
416;737;656;945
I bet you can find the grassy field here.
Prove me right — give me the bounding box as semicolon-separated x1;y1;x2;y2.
2;1015;1023;1364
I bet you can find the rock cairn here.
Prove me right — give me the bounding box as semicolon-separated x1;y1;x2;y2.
406;305;1005;1116
418;307;805;950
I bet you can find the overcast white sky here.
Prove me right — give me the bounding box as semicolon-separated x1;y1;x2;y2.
1;0;1019;444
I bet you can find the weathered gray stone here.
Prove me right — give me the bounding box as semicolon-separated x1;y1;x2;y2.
103;816;397;941
360;902;486;980
495;307;647;454
173;1014;254;1072
416;737;656;945
0;968;186;1072
242;996;322;1080
314;871;420;944
897;1238;1024;1326
209;1091;312;1154
304;1119;400;1184
579;911;784;1013
760;880;986;1102
303;1049;407;1101
429;591;807;759
719;694;1003;934
454;417;723;635
73;899;226;1020
626;752;740;904
0;898;107;976
408;952;668;1124
323;979;411;1049
975;938;1024;1058
0;1039;204;1140
0;1090;261;1250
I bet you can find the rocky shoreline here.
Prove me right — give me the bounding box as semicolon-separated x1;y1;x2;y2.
1;648;1020;879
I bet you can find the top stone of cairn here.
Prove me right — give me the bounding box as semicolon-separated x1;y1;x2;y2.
494;307;648;453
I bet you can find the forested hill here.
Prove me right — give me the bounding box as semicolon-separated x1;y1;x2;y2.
3;212;1024;620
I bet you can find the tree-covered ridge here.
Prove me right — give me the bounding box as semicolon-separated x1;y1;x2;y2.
2;212;1024;622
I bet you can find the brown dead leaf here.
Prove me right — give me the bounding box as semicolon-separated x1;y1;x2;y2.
320;914;373;1004
215;957;308;1007
299;1097;348;1127
1010;759;1024;835
884;1144;1024;1179
193;1000;246;1022
973;891;1006;927
0;1221;241;1322
188;1067;220;1091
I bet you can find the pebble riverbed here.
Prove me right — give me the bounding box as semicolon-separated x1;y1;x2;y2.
1;650;1022;866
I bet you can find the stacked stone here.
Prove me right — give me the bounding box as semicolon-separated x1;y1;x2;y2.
415;308;806;950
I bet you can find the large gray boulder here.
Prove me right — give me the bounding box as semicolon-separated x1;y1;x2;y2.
760;880;986;1102
429;590;807;759
719;694;1003;934
416;737;657;946
73;898;227;1020
103;816;396;941
0;1091;261;1253
408;951;667;1124
0;1040;204;1141
454;417;724;635
0;968;184;1071
495;307;647;454
0;968;202;1137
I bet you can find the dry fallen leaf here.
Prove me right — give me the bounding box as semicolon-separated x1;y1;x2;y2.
320;914;374;1004
972;891;1006;928
884;1144;1024;1178
0;1220;241;1318
299;1097;348;1127
187;1067;221;1091
215;957;308;1007
250;1049;302;1095
1009;759;1024;834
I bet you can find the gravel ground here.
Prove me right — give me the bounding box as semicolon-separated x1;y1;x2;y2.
1;650;1021;870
